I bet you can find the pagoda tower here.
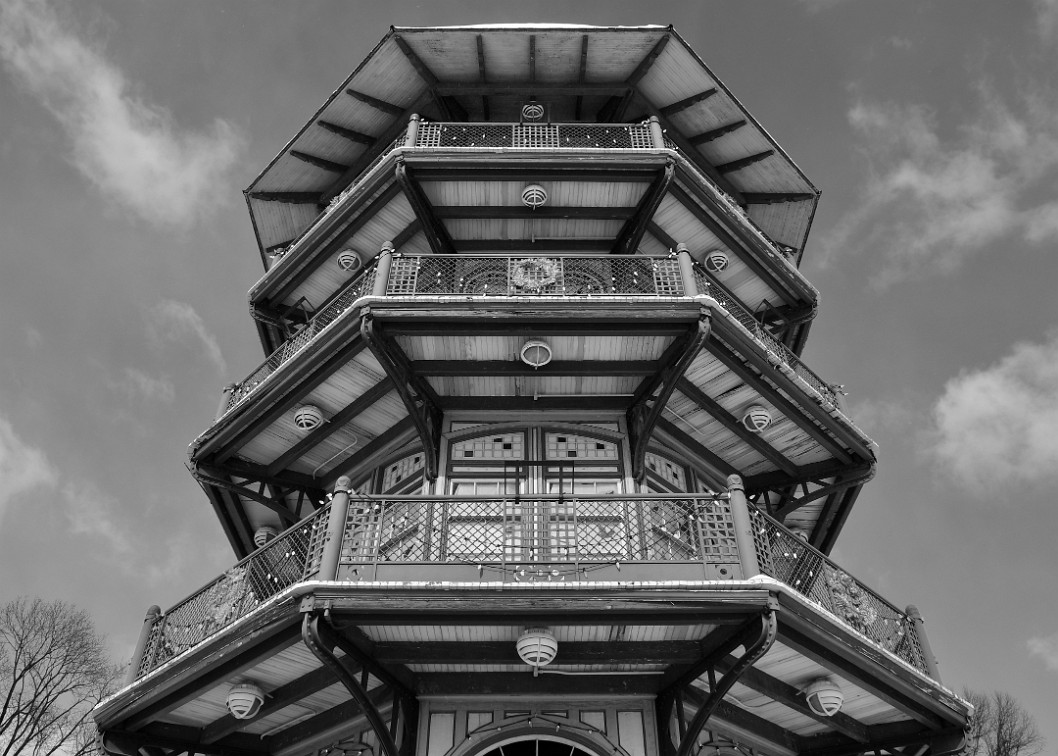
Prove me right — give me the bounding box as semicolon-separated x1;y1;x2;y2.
95;25;971;756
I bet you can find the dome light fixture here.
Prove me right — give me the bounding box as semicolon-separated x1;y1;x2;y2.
520;339;553;368
521;184;548;209
336;249;362;272
741;405;772;433
517;627;558;668
521;102;546;122
704;249;730;273
253;526;278;548
292;405;324;431
226;682;265;720
804;677;844;717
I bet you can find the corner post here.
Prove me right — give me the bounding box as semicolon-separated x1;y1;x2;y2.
373;241;394;298
648;115;665;149
676;242;698;297
125;605;161;685
906;604;942;681
727;474;761;578
405;113;421;147
319;477;352;581
215;383;236;420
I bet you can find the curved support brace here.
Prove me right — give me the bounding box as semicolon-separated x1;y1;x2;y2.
613;159;675;255
361;315;441;480
629;316;711;481
395;159;454;255
302;612;400;756
674;610;778;756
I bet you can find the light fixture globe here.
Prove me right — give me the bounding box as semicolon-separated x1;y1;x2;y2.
704;249;730;273
517;627;558;667
253;526;278;548
741;405;772;433
292;405;324;431
521;102;546;122
804;677;844;717
336;249;362;272
520;339;553;368
521;184;548;209
226;682;265;720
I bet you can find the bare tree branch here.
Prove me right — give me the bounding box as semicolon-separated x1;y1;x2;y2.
961;689;1045;756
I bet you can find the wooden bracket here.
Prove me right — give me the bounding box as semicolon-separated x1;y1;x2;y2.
612;160;675;255
395;159;455;255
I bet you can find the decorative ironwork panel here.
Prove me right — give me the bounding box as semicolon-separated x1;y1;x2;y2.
418;123;515;148
411;122;655;151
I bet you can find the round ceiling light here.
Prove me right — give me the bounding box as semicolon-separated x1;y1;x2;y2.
337;249;362;272
522;102;546;122
292;405;324;431
520;339;553;368
516;627;558;668
253;526;278;548
804;677;844;717
521;184;548;209
704;249;730;273
742;405;772;433
226;682;265;720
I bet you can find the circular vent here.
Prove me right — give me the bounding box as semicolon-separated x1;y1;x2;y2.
516;627;558;667
253;526;277;548
704;249;730;273
522;102;545;121
520;339;553;368
804;678;844;717
226;682;265;720
336;249;362;272
741;405;772;433
521;184;548;209
292;405;324;431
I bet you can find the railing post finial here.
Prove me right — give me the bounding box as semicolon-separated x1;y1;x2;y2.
406;114;421;147
676;243;698;298
374;244;394;298
319;477;353;581
648;114;665;149
125;605;162;685
906;604;942;681
727;474;762;579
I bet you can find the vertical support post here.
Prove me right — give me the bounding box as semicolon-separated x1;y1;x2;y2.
676;242;698;298
727;474;761;578
215;383;236;420
406;113;421;147
906;604;942;681
648;115;665;149
125;605;161;684
319;477;352;581
374;242;394;298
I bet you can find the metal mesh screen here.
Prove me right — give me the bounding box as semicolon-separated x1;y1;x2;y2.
414;123;656;151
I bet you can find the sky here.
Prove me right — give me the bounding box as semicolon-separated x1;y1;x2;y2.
1;0;1056;745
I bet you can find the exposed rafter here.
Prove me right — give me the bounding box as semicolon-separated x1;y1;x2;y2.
345;89;404;115
575;34;588;120
688;119;747;145
716;149;775;175
290;150;352;174
318;120;376;145
476;34;489;119
659;88;718;117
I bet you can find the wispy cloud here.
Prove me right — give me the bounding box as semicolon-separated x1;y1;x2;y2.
1027;632;1058;672
931;333;1058;493
148;300;226;374
822;86;1058;286
1034;0;1058;39
108;367;175;404
61;480;132;557
0;413;58;525
0;0;243;228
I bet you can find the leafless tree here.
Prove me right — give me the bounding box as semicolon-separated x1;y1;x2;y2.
0;597;120;756
961;689;1045;756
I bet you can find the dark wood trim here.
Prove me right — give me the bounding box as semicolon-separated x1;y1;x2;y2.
742;192;817;204
246;191;322;204
575;35;589;121
476;35;489;120
412;165;659;183
192;468;298;525
716;150;775;175
318;120;376;145
612;160;675;255
346;89;405;115
439;396;631;412
675;378;798;476
206;459;327;503
688;119;747;145
263;683;394;753
290;150;352;174
658;88;718;117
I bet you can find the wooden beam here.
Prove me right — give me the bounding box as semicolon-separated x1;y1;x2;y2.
528;34;536;83
456;239;613;252
318;417;418;482
318;120;376;145
345;89;404;115
371;640;702;665
103;729;265;756
655;416;738;480
417;672;656;696
263;683;394;753
439;396;631;412
628;34;671;86
716;150;775;175
395;161;454;255
476;34;489;120
412;165;658;183
192;468;298;525
413;359;657;376
675;378;798;476
742;192;817;204
246;191;322;204
266;379;394;477
435;205;635;220
290;150;352;174
391;321;690;338
612;160;675;255
659;88;718;118
688;119;747;145
575;34;588;121
645;106;746;202
433;81;630;97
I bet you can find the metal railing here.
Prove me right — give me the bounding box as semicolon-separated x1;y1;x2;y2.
748;505;926;671
132;504;331;679
338;494;738;568
386;254;684;297
132;491;928;678
692;263;840;407
415;122;656;150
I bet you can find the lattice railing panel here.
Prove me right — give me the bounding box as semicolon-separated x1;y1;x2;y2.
748;507;926;672
414;122;656;151
135;505;330;677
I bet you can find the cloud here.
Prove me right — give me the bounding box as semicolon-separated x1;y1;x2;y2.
0;0;243;227
1034;0;1058;39
148;300;226;374
61;480;132;557
0;414;58;525
1027;632;1058;672
822;86;1058;285
108;367;175;404
931;333;1058;492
